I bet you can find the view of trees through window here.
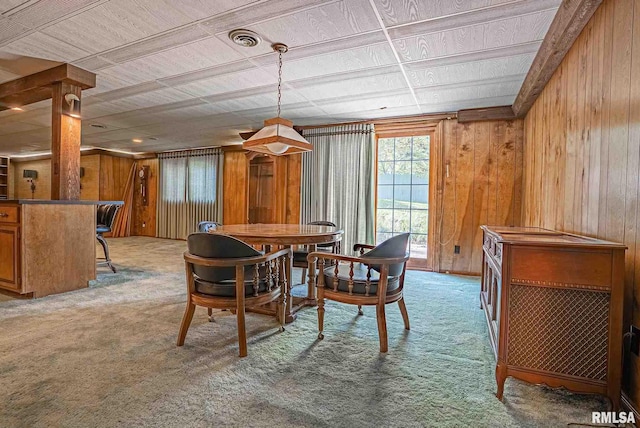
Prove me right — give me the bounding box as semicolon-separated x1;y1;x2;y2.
376;135;430;259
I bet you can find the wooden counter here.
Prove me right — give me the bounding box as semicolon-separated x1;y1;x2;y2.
0;200;97;297
480;226;626;410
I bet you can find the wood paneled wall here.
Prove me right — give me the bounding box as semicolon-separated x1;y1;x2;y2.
434;118;523;275
13;154;101;200
131;158;158;237
521;0;640;407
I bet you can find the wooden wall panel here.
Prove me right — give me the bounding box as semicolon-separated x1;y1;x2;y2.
223;150;248;225
98;155;134;201
435;118;524;275
521;0;640;408
79;154;100;200
131;158;158;237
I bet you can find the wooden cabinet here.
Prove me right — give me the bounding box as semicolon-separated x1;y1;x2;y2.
0;157;8;200
480;226;626;410
0;201;96;297
222;147;301;225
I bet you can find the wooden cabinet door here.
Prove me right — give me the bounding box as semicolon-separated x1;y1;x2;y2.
0;225;20;290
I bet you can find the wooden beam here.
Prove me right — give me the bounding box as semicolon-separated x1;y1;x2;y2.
51;82;82;200
512;0;602;117
457;105;516;123
0;63;95;110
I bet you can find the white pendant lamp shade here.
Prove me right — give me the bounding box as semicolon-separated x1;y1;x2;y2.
242;42;312;156
243;117;312;155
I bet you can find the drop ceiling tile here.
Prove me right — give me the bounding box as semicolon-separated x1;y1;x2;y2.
1;31;91;62
394;10;555;62
41;0;194;54
174;68;277;98
371;0;516;26
208;90;307;112
241;0;380;49
0;0;33;15
406;53;535;87
98;25;209;64
102;87;196;112
200;0;331;34
8;0;103;29
295;72;408;101
273;43;397;81
176;0;261;21
158;60;252;87
415;79;522;104
72;55;114;71
0;16;30;45
0;120;40;135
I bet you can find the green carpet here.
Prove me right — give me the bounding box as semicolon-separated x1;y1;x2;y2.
0;237;612;427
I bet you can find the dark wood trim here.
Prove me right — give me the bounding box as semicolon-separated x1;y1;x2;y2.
512;0;603;117
0;64;96;111
457;105;516;123
221;144;245;153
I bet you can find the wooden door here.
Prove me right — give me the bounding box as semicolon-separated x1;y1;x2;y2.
0;225;20;290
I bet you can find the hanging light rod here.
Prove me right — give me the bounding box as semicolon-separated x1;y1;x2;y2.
243;43;312;156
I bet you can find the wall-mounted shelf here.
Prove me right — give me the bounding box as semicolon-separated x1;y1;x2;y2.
0;157;9;200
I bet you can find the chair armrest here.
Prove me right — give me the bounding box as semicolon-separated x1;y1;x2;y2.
184;248;291;267
353;243;376;251
307;252;363;264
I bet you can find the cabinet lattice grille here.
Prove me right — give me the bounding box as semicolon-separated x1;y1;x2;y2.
508;285;609;380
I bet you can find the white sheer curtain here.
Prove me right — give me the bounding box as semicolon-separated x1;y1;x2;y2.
157;148;223;239
301;124;375;254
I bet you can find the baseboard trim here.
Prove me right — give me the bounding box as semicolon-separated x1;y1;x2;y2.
621;392;639;423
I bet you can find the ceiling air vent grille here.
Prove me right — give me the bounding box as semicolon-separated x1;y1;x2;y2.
228;29;262;48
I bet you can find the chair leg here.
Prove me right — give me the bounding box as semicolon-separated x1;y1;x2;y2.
96;233;116;273
301;268;307;285
237;298;247;358
317;287;325;340
398;297;410;330
176;299;196;346
376;303;388;353
357;305;363;316
207;307;215;322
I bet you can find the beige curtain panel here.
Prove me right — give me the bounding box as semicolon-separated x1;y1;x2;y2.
301;124;375;254
157;148;223;240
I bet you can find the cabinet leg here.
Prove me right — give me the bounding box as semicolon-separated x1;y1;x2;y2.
495;363;507;400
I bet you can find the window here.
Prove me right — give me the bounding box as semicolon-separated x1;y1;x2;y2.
376;135;430;262
161;156;217;203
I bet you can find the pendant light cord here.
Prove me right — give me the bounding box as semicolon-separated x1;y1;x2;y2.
277;49;283;118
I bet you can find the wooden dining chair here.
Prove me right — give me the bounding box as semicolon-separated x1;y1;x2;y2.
177;233;290;357
292;221;340;283
307;233;410;353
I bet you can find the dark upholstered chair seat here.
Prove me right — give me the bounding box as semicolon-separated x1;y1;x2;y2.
321;263;400;295
194;266;270;297
293;247;333;263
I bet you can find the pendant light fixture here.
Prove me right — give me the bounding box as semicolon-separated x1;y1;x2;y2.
242;43;312;156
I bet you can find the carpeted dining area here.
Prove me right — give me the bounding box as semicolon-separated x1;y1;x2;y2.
0;237;607;427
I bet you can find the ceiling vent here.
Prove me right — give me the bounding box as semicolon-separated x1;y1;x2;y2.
228;29;262;47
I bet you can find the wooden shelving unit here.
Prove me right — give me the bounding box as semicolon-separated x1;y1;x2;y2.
0;157;9;200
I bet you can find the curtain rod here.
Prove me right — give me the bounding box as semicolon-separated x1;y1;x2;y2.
295;111;457;131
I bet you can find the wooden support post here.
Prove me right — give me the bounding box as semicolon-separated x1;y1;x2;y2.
51;82;82;200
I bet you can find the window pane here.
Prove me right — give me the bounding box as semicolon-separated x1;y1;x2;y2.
413;136;429;160
394;161;412;184
393;209;410;233
412;160;429;184
393;185;411;209
376;209;393;233
410;234;427;259
161;157;187;202
188;157;216;202
377;186;394;208
378;138;395;161
395;137;412;160
411;185;429;209
376;232;392;245
378;161;394;184
411;210;428;234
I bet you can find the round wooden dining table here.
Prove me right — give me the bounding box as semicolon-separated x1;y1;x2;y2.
208;223;343;323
